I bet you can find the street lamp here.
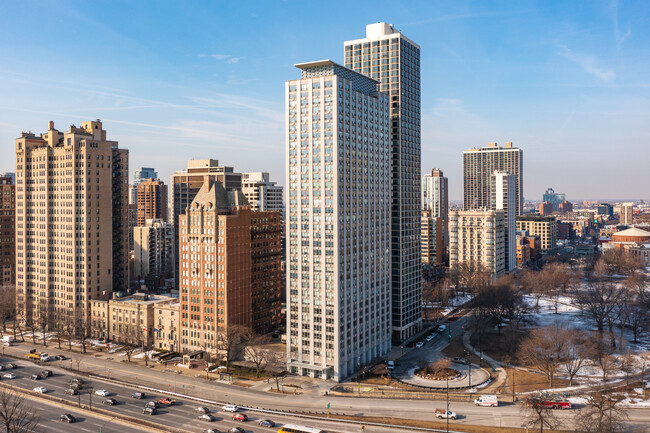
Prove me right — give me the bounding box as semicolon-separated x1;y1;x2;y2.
99;416;116;433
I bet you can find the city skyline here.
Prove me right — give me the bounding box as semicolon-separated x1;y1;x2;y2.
1;1;650;201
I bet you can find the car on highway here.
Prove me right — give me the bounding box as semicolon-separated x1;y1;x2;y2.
55;355;67;361
228;428;245;433
30;374;40;380
60;413;76;423
203;430;223;433
64;388;78;395
438;325;447;332
2;373;16;379
40;370;52;378
195;406;211;414
158;397;176;406
0;365;5;371
142;406;157;415
232;413;248;422
221;404;239;412
33;386;47;393
426;335;433;341
131;392;145;399
41;355;53;362
415;341;424;348
5;363;16;369
103;398;118;406
259;419;275;427
95;389;110;397
198;414;216;422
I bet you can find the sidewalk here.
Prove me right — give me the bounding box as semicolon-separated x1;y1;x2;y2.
462;330;507;391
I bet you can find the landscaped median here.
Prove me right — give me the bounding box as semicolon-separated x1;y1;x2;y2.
1;382;185;433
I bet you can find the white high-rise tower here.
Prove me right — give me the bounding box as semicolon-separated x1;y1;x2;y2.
285;60;391;381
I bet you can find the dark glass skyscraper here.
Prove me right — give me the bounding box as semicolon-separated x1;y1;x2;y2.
345;23;422;343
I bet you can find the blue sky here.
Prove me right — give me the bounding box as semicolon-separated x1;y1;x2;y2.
1;0;649;201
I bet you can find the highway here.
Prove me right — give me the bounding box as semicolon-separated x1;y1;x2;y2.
3;342;650;432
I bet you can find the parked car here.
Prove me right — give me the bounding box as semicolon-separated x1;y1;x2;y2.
64;388;78;395
40;370;52;378
33;386;47;393
198;414;216;422
103;398;118;406
232;413;248;422
415;341;424;348
195;406;210;414
41;355;53;362
158;397;176;406
387;360;394;371
142;406;157;415
60;413;76;423
95;389;110;397
259;419;275;427
221;404;239;412
438;325;447;332
2;373;16;380
55;355;67;361
131;392;145;399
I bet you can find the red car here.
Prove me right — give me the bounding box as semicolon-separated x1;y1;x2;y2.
232;413;248;422
158;397;176;406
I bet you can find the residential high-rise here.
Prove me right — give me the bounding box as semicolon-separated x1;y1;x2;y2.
251;211;282;334
515;215;557;251
491;171;516;272
133;167;157;186
345;22;422;343
542;188;565;211
422;168;448;258
170;159;242;287
286;60;391;381
598;203;614;217
449;210;506;279
0;176;15;287
133;219;174;281
241;172;283;212
178;180;251;353
420;210;444;264
137;179;168;225
15;120;128;325
620;203;634;225
463;142;523;216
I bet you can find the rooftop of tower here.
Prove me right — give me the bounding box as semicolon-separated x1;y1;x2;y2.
293;59;378;95
343;22;420;49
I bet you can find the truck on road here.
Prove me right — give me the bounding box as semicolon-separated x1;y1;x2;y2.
474;395;498;407
434;409;457;420
525;395;572;410
2;336;13;345
25;352;42;360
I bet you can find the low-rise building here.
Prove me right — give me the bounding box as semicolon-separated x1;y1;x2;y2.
153;299;181;352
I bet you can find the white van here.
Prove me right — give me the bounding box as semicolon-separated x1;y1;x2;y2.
387;360;394;370
474;395;498;407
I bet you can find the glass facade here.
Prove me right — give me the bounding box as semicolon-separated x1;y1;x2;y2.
345;24;422;343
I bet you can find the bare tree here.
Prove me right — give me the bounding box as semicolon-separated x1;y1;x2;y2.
561;329;592;386
518;322;568;387
51;313;67;350
244;333;271;378
216;326;246;372
626;303;649;343
73;309;90;354
23;316;37;345
63;314;76;351
521;394;561;433
120;326;141;363
599;249;644;277
623;271;649;306
577;280;622;334
574;392;628;433
0;284;16;335
37;309;49;347
590;332;618;383
0;388;40;433
263;350;287;392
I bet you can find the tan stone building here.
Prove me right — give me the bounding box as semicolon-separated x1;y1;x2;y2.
515;215;557;251
0;176;15;287
137;179;168;226
178;180;251;354
449;209;506;278
90;292;177;347
153;299;181;351
15;120;128;326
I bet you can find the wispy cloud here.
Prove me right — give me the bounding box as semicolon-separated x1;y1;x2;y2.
558;45;615;82
198;54;245;64
611;0;631;46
